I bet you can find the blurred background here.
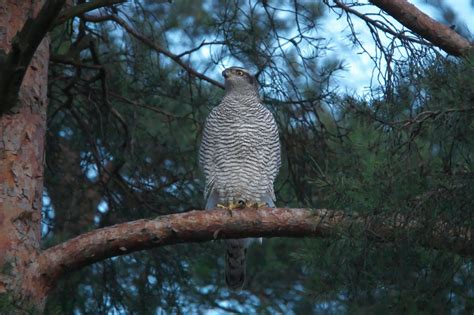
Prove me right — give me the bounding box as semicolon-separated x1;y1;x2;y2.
42;0;474;313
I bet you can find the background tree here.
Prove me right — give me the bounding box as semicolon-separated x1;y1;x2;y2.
0;0;472;314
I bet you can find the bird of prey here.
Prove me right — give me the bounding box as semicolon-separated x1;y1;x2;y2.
199;66;281;289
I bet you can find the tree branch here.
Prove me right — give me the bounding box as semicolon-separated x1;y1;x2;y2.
38;207;472;288
0;0;66;114
330;0;429;47
53;0;126;26
83;14;225;89
368;0;473;56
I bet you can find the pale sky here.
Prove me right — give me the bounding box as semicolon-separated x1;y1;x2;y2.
325;0;473;94
210;0;473;96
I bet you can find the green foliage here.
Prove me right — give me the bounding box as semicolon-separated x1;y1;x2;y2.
289;55;474;314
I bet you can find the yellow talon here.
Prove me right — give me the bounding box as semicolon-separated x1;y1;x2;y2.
217;201;267;210
245;202;268;209
228;200;244;209
216;202;243;209
253;202;268;209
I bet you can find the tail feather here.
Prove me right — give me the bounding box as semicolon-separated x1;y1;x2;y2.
225;239;246;289
206;194;275;290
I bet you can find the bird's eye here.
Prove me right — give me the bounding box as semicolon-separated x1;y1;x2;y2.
236;70;244;76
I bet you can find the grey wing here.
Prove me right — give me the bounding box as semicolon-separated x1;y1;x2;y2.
199;110;217;208
205;190;219;210
263;108;281;203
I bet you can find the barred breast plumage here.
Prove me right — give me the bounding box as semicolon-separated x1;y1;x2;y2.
200;93;280;204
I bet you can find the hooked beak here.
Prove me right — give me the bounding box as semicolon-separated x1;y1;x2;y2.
222;69;229;79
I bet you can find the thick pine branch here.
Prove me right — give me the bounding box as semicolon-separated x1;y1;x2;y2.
369;0;473;56
38;207;472;287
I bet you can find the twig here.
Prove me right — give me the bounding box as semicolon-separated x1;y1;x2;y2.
53;0;126;26
83;14;225;89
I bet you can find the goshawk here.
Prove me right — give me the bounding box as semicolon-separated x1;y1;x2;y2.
199;67;281;289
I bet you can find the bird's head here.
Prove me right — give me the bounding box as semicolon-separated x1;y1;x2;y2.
222;67;259;95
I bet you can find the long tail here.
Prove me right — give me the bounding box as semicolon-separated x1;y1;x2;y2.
225;239;246;289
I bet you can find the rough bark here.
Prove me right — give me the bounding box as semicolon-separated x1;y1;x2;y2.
37;207;472;292
369;0;473;56
0;0;65;113
0;1;51;313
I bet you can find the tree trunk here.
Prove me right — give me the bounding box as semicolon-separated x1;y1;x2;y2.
0;1;50;313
